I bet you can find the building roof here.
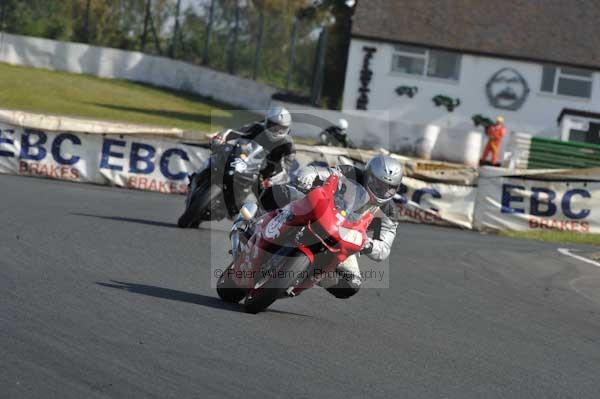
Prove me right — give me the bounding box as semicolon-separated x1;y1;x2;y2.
352;0;600;70
557;108;600;124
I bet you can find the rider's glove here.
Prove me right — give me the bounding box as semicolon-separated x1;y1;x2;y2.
296;172;316;192
360;238;374;255
211;133;225;147
261;178;272;189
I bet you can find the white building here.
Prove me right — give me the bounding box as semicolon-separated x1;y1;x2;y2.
341;0;600;163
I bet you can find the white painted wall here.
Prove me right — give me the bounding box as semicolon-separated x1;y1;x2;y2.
0;32;277;110
343;38;600;137
343;37;600;165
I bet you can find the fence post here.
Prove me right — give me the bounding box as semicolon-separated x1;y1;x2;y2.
311;27;328;106
0;0;6;31
286;18;299;90
203;0;215;65
141;0;151;52
252;8;265;80
83;0;91;43
228;0;240;75
169;0;182;58
149;12;162;54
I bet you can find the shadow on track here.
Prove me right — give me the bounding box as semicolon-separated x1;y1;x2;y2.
72;213;178;229
96;280;312;317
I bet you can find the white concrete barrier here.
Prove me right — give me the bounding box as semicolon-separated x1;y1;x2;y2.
0;109;185;137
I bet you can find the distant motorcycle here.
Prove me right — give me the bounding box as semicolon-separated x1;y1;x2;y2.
177;130;287;228
216;173;375;313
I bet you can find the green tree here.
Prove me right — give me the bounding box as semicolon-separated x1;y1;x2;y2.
2;0;73;40
320;0;354;109
0;0;350;107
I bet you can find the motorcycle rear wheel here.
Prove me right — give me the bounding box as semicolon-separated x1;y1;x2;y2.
244;251;310;314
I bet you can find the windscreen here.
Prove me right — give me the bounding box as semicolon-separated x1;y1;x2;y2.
334;176;371;221
230;138;266;175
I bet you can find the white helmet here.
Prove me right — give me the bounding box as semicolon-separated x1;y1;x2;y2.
265;106;292;142
337;118;349;130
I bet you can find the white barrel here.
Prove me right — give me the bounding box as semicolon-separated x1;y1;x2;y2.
415;124;440;160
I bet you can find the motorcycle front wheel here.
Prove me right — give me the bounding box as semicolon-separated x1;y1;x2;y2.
244;250;310;314
178;176;219;228
216;263;246;303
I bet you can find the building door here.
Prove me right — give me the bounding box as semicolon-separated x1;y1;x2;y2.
587;123;600;145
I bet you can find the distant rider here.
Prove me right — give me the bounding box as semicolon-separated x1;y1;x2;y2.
319;118;356;148
291;155;403;299
213;105;296;182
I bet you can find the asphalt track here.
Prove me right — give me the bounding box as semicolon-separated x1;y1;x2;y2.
2;174;600;399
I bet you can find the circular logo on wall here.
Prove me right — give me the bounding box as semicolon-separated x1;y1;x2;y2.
485;68;530;111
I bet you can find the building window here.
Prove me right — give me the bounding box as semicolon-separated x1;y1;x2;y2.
541;66;593;98
391;44;461;80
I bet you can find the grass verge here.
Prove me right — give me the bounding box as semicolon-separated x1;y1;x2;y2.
0;62;258;133
499;230;600;246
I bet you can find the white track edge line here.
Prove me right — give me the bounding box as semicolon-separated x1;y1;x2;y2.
558;248;600;268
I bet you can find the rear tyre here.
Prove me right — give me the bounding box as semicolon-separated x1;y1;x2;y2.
216;264;245;303
244;251;310;314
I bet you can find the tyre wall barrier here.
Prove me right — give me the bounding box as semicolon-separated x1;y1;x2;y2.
275;101;484;168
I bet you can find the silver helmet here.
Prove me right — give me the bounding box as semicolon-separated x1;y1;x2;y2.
264;105;292;142
364;155;403;205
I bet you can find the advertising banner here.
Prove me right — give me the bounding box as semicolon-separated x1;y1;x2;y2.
474;167;600;233
97;136;208;194
392;177;477;229
0;122;210;194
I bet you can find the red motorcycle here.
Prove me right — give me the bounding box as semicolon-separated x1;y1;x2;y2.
216;174;375;313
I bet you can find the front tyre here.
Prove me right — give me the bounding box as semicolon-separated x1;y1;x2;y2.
177;176;216;228
244;251;310;314
216;264;246;303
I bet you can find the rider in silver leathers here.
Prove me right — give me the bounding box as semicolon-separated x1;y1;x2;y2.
291;155;403;298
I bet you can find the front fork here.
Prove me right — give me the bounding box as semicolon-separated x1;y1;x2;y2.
229;216;254;260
